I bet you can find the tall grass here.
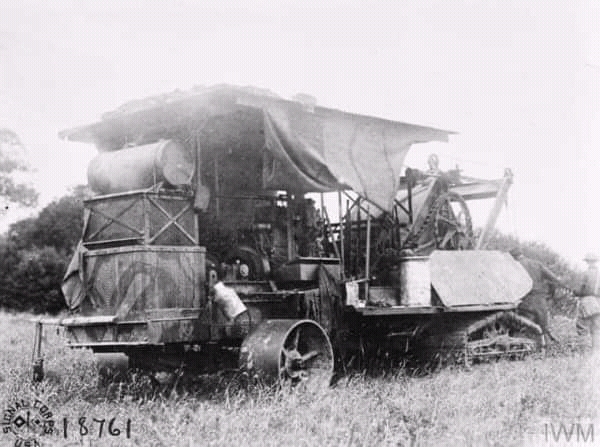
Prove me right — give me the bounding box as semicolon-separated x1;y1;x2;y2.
0;311;597;447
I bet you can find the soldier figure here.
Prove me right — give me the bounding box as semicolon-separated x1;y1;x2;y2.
576;253;600;353
510;247;566;343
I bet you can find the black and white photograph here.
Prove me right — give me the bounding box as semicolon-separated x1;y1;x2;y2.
1;1;599;446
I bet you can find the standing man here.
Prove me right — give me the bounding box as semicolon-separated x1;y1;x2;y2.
510;247;566;343
576;253;600;353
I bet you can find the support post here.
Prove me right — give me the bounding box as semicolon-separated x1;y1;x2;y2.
476;169;513;249
406;168;414;225
214;156;220;219
365;203;371;302
356;198;361;276
32;320;44;382
338;190;345;278
286;195;294;261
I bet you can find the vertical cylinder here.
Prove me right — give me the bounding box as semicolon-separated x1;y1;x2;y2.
32;321;43;362
338;191;344;277
399;256;431;306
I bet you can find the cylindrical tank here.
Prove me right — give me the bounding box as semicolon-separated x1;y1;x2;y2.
398;256;431;306
87;140;194;194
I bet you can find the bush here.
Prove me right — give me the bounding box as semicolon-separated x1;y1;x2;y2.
8;185;88;256
0;240;23;310
0;243;67;313
0;186;88;313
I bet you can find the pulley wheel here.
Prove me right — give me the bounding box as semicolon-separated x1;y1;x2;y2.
239;319;334;389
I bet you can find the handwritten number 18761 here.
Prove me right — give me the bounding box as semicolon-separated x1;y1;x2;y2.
62;417;131;439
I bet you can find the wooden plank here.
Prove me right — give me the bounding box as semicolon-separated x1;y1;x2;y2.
61;315;117;326
354;302;517;317
85;189;192;203
30;317;63;325
83;237;143;249
444;304;516;312
85;245;206;257
355;306;444;316
67;341;151;347
147;316;201;322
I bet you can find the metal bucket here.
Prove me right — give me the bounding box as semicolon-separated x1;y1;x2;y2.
398;256;431;306
88;140;194;194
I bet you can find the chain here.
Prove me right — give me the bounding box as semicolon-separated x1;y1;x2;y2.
402;197;440;250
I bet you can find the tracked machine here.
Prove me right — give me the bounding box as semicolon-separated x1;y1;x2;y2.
32;85;541;387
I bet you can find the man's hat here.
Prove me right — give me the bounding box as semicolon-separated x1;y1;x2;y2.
584;252;598;263
509;247;522;258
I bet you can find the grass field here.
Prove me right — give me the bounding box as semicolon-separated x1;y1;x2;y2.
0;311;598;447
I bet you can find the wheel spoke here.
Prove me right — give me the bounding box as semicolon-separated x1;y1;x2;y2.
282;348;298;361
292;327;301;350
300;350;320;363
281;349;302;380
437;215;456;225
441;230;456;247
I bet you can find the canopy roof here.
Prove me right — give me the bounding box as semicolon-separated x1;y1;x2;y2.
60;85;454;211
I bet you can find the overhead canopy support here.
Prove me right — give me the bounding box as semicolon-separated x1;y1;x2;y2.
475;169;513;249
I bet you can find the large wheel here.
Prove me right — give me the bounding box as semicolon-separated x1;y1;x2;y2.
239;319;334;389
433;191;474;250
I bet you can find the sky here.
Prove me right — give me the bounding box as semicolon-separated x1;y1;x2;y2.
0;0;598;267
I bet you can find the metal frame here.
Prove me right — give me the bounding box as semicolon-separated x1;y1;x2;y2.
83;189;198;247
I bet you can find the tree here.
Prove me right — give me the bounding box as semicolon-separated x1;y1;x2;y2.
0;186;90;313
0;128;38;208
9;185;90;256
0;245;66;313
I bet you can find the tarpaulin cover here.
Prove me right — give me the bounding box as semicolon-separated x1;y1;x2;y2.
60;85;452;212
62;242;87;310
247;94;453;211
